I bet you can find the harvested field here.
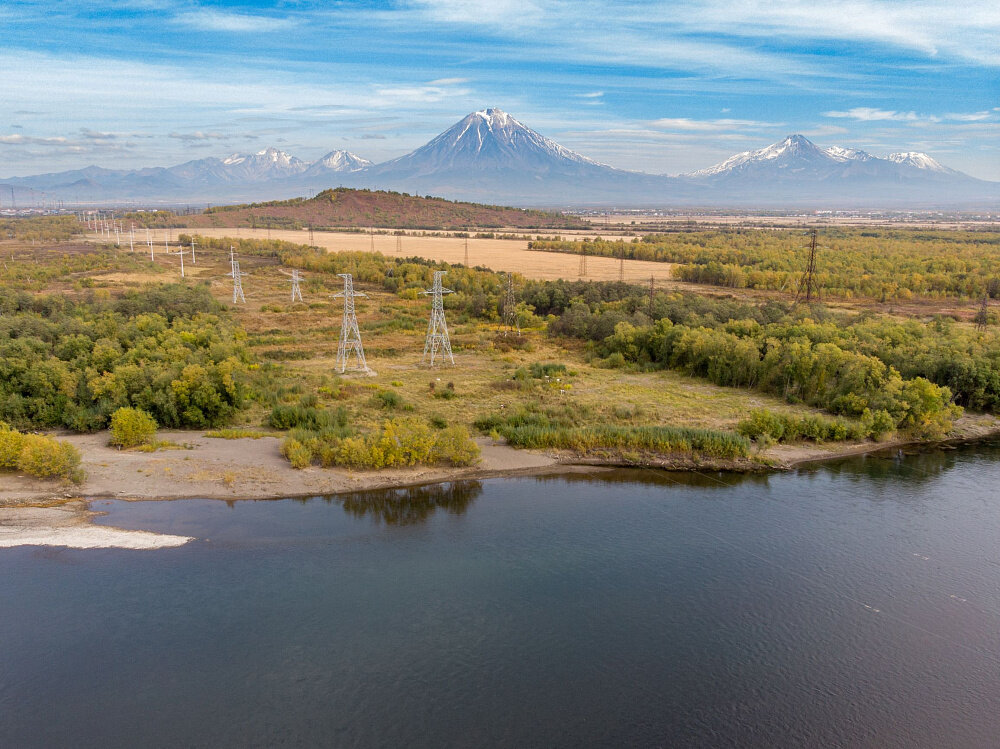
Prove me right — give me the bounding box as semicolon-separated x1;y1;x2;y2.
177;227;679;284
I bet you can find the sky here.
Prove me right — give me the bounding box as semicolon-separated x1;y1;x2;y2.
1;0;998;179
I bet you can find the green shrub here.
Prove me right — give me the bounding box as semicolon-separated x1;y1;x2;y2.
15;433;84;483
373;390;405;410
279;417;480;469
109;407;158;448
281;437;312;469
0;426;25;468
431;425;481;465
736;409;871;444
269;404;347;430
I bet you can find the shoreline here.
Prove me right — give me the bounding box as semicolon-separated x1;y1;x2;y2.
2;416;998;508
2;423;998;549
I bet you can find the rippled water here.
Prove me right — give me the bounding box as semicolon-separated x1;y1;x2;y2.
3;439;1000;748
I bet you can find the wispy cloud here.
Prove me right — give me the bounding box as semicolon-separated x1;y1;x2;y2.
173;10;295;33
168;131;228;141
824;107;997;124
0;134;69;145
650;117;780;132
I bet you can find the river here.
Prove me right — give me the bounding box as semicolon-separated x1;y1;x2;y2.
2;439;999;747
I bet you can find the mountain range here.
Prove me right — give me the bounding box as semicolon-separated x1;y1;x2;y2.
3;108;996;208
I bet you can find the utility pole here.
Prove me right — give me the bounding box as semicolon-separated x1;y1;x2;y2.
422;271;455;366
396;234;402;254
189;239;197;265
464;235;470;267
333;273;372;374
501;272;520;336
579;243;587;278
228;246;248;304
619;241;625;283
648;275;655;316
308;225;314;242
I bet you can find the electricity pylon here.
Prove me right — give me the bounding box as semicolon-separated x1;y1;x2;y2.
228;246;248;304
396;234;402;254
422;270;454;366
974;294;990;331
796;229;819;303
334;273;373;374
578;243;587;278
281;268;304;302
501;273;520;336
464;236;469;267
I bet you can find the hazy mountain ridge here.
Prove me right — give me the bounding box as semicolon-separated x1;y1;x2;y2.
2;110;996;207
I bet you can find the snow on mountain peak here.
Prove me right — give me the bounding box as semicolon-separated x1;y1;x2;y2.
687;134;827;177
824;145;875;162
887;152;949;172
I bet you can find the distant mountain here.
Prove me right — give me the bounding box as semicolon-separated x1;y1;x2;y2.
2;112;997;208
356;108;671;203
680;134;993;205
303;150;372;176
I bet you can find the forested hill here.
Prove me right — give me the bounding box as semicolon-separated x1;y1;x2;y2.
184;188;586;230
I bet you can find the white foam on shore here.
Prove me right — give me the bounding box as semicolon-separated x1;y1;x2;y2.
0;525;192;550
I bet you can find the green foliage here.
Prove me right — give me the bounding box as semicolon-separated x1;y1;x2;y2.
532;228;1000;301
0;284;249;431
0;215;82;242
268;404;348;430
475;406;749;458
281;417;480;469
0;425;84;483
204;429;282;439
736;409;878;443
109;407;158;448
541;290;975;438
373;390;405;410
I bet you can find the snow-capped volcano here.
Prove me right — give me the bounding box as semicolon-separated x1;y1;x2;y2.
366;107;607;178
689;134;844;177
219;147;308;180
886;152;954;173
305;150;372;174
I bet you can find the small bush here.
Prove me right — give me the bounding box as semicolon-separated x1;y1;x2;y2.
15;433;84;483
736;409;871;444
109;407;158;449
373;390;405;410
0;427;26;469
281;437;312;469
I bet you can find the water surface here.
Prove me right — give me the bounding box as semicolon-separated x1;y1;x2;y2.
2;440;1000;747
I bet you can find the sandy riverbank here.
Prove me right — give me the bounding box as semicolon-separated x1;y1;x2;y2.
4;415;998;508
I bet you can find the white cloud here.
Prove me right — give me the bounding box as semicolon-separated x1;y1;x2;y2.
650;117;780;132
824;108;926;122
173;10;295;33
824;107;997;124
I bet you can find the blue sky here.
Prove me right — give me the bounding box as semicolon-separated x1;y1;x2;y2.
2;0;998;179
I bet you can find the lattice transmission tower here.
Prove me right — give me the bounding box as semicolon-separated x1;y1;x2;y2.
228;246;248;304
501;273;520;336
795;229;820;303
282;268;304;302
974;294;990;331
578;243;587;278
333;274;373;374
422;271;454;366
